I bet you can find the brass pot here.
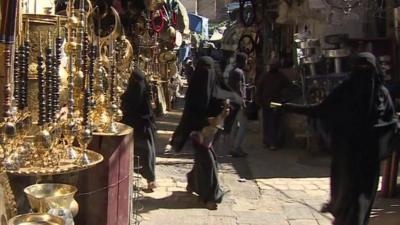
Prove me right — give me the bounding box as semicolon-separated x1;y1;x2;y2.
8;213;64;225
24;184;77;215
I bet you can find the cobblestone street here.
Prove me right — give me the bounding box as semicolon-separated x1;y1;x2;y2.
134;106;400;225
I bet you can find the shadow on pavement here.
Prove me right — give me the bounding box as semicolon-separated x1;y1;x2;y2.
140;191;206;213
370;194;400;225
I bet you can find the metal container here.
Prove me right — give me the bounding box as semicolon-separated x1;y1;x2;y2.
24;184;77;214
8;213;64;225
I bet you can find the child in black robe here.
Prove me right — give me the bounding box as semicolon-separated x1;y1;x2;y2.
121;68;157;191
170;56;240;209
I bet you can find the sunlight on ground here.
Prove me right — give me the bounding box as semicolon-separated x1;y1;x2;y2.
156;121;179;126
164;111;183;116
157;130;174;135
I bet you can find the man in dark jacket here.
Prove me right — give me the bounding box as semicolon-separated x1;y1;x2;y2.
256;61;292;150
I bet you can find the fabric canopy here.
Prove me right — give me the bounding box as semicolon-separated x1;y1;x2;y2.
188;13;209;38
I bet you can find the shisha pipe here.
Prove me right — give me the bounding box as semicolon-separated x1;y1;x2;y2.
81;21;90;94
45;31;54;124
34;34;53;167
0;0;19;119
90;21;110;132
107;40;119;133
18;41;25;111
22;20;30;111
37;34;46;127
52;17;63;121
13;47;20;111
77;70;92;165
88;42;95;103
64;0;79;161
0;0;19;169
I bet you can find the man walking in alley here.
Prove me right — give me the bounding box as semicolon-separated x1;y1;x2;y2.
228;52;249;157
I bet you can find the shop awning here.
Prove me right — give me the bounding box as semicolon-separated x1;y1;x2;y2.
188;13;209;39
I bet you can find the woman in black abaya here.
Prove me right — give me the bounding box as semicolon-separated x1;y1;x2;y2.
170;56;240;209
279;52;398;225
170;56;241;152
121;68;157;191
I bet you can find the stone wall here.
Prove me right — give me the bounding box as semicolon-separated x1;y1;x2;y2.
180;0;197;13
198;0;217;20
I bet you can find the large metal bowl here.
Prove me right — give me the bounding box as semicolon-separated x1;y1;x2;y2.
24;184;77;214
8;213;64;225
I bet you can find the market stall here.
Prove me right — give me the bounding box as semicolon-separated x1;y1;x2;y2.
0;0;142;224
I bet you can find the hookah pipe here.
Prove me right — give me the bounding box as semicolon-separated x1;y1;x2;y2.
78;0;93;163
65;0;77;121
37;35;47;127
88;42;96;104
18;38;26;111
109;41;116;106
82;77;90;128
81;21;89;94
78;70;92;165
53;17;63;121
13;46;20;110
107;40;119;133
0;0;19;119
22;20;30;111
45;32;54;124
62;0;80;161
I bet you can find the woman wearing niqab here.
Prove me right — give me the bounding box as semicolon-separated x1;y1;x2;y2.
170;56;241;209
281;52;398;225
170;56;241;152
121;68;157;191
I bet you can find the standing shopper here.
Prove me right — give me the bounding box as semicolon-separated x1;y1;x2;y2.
228;52;249;157
278;52;398;225
121;68;157;191
256;61;293;150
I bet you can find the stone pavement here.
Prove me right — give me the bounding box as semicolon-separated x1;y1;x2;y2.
133;107;400;225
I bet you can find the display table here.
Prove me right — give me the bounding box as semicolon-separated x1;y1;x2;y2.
75;123;134;225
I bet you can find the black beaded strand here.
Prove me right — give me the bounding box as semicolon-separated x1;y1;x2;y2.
37;36;46;126
45;32;54;123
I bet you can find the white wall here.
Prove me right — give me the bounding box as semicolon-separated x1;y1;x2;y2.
22;0;55;15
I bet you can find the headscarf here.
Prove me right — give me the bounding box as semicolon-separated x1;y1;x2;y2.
121;68;154;128
171;56;241;152
184;56;217;114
